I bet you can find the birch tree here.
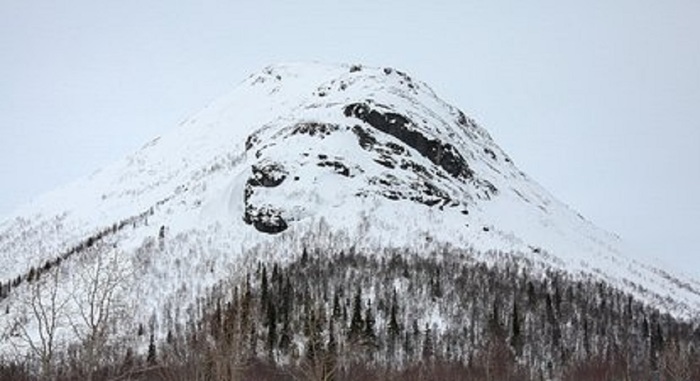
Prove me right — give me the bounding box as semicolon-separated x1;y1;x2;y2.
13;268;68;380
69;250;132;381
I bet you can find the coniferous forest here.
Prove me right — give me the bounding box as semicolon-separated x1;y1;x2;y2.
1;245;700;381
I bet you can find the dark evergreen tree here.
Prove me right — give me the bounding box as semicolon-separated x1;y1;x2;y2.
261;265;269;315
422;325;434;361
364;304;376;347
510;298;523;356
545;293;560;349
527;281;537;307
272;263;280;285
388;289;401;342
266;299;277;358
301;246;309;265
281;276;293;322
650;319;664;370
240;276;253;353
349;287;364;341
431;269;443;299
553;278;562;315
147;333;157;365
489;299;504;339
278;308;292;352
224;289;239;344
642;315;650;340
583;317;590;357
210;301;222;339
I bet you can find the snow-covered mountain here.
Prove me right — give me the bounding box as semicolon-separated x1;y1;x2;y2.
1;62;699;357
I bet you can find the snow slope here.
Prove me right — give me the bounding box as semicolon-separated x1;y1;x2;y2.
1;62;699;355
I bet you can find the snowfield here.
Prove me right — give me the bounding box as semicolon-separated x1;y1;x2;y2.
1;62;699;358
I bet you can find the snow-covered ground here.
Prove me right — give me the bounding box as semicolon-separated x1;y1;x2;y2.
1;62;699;357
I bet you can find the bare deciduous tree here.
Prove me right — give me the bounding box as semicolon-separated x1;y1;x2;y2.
12;268;68;381
68;249;132;381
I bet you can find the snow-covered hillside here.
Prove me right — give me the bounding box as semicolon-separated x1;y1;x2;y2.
1;63;699;357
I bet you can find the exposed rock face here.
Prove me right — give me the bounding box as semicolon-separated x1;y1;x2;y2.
351;125;378;150
239;86;504;235
291;122;339;138
317;159;350;177
244;162;289;233
247;162;287;188
344;102;474;180
244;205;287;234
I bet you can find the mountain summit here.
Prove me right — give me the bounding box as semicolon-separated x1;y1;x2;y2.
1;63;699;376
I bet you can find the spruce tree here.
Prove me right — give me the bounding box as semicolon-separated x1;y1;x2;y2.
147;334;157;365
240;276;253;353
279;308;292;352
211;301;222;339
272;263;280;286
301;247;309;265
364;304;376;347
510;299;522;356
261;265;269;315
224;289;238;344
546;293;560;348
388;290;401;340
266;299;277;357
489;299;503;339
349;287;364;341
431;268;443;298
583;317;590;357
281;276;293;323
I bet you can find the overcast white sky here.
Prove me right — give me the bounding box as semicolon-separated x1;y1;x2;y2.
1;1;699;277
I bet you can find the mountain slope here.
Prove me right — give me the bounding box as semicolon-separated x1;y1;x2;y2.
1;63;699;359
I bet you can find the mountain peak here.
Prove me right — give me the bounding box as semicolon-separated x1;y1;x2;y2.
1;64;699;365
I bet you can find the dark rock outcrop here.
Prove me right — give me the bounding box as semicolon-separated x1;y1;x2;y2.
247;163;287;188
344;102;473;180
318;159;351;177
291;122;339;138
244;205;288;234
243;162;289;234
351;125;378;150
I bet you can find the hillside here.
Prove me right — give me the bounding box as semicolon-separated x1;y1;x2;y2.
1;63;699;380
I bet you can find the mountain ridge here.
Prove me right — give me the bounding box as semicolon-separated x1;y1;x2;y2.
1;63;699;363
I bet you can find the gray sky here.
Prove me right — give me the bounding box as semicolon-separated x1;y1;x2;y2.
1;1;699;277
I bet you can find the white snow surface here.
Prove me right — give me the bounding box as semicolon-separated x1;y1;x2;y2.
1;62;699;355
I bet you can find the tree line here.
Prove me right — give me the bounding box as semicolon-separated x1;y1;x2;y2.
2;245;700;380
